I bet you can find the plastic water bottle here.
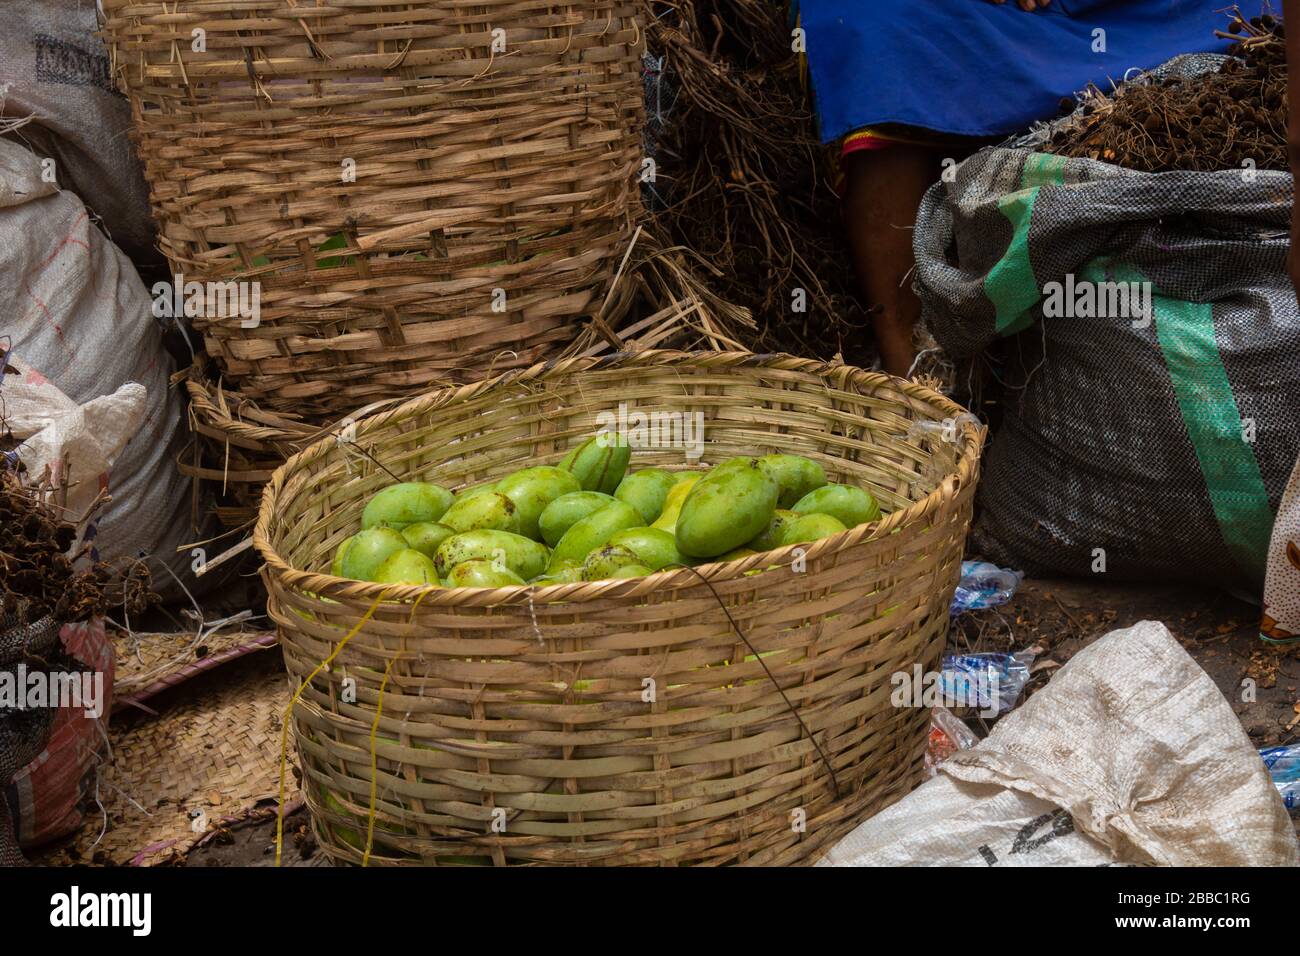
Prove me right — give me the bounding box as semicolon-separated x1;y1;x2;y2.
1261;744;1300;813
950;561;1023;616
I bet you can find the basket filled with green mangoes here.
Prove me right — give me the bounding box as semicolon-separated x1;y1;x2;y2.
255;351;983;867
326;436;888;589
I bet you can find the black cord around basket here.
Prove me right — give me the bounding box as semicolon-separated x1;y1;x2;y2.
666;563;842;799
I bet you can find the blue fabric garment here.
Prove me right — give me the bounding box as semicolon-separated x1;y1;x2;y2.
796;0;1264;142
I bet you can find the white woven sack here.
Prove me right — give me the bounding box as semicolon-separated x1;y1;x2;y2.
820;621;1299;867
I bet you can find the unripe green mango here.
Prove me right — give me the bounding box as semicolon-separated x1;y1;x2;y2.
716;547;757;561
340;527;408;580
760;454;827;509
331;535;355;575
780;512;847;545
372;549;441;586
791;484;881;528
495;466;582;541
400;521;455;559
538;491;617;548
445;560;526;588
559;434;631;494
675;458;779;558
747;509;798;552
650;474;701;534
434;529;549;580
548;500;642;571
607;526;683;571
439;491;521;534
581;545;643;581
360;481;453;531
614;468;679;523
531;564;583;585
454;482;498;502
610;564;652;579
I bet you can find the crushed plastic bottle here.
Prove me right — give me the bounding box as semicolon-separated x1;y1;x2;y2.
939;649;1036;715
950;560;1023;616
1260;743;1300;814
925;705;979;776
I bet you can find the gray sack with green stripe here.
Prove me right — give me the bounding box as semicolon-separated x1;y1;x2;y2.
913;55;1294;592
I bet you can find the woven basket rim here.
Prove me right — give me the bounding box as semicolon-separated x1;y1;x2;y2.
252;350;982;605
185;366;411;449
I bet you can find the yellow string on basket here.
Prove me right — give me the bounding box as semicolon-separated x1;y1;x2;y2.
362;655;398;866
276;593;386;867
362;588;431;866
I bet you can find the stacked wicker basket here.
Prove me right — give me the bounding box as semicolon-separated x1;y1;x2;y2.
255;351;984;865
102;0;646;523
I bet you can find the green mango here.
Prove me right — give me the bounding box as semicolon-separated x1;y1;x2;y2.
494;466;582;541
547;500;643;571
360;481;453;531
581;545;644;581
371;549;441;586
439;491;521;534
780;512;847;545
614;468;679;523
400;521;456;559
433;529;549;581
675;458;779;558
330;535;355;576
609;563;652;579
538;491;617;548
559;433;631;494
650;474;701;534
531;564;583;585
791;484;881;528
606;526;683;571
339;527;408;580
454;482;499;502
716;547;757;561
759;454;827;509
445;560;526;588
747;509;798;552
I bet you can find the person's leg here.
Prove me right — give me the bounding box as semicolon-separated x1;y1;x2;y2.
841;144;945;377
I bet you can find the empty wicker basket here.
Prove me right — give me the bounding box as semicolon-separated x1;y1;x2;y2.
102;1;645;419
254;351;983;865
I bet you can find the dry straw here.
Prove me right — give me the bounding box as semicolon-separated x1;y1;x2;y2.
180;362;410;529
101;1;646;419
253;351;983;865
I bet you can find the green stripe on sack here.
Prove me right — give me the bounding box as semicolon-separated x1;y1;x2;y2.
1153;296;1273;583
984;152;1067;335
1091;260;1273;583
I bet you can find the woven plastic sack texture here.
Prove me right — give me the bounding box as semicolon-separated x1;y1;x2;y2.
914;54;1297;592
0;0;156;262
6;618;113;850
0;613;60;866
0;137;192;590
819;621;1300;867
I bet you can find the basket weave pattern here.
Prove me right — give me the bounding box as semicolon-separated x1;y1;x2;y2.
254;352;982;865
102;1;645;418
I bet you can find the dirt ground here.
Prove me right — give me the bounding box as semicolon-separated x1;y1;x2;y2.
173;575;1299;867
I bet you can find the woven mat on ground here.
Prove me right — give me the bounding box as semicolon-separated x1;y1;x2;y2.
113;624;278;707
32;655;298;866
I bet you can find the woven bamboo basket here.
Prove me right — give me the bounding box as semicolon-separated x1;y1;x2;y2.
101;1;645;419
180;367;318;529
253;351;983;866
